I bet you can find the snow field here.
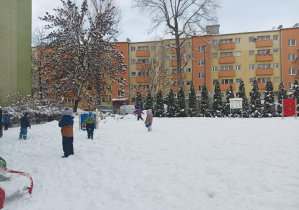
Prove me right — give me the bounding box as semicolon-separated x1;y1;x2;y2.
0;115;299;210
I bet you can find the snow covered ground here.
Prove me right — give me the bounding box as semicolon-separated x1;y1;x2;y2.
0;114;299;210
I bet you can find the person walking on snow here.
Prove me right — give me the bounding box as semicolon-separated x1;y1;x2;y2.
83;112;96;140
2;111;11;130
145;109;153;132
136;106;144;121
58;108;74;158
19;113;31;140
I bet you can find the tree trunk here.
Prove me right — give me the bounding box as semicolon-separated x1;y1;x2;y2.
73;99;79;113
175;33;183;88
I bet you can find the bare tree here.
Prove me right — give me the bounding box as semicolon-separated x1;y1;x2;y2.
133;0;219;87
40;0;126;112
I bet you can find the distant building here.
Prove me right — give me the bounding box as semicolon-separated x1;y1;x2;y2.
0;0;32;103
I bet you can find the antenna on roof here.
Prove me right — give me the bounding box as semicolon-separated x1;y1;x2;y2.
293;23;299;28
126;38;131;42
277;25;283;29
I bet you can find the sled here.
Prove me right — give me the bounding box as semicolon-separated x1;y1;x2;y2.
0;157;33;209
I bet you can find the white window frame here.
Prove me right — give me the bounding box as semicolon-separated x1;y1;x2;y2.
198;45;206;52
289;82;295;89
186;68;191;73
219;39;233;44
220;66;233;71
249;50;255;56
220;52;233;57
198;72;205;78
249;78;255;83
274;63;279;69
235;38;241;43
289;68;296;75
257;64;271;69
257;36;270;41
288;39;296;46
118;89;125;97
236;78;241;84
212;66;218;72
274;77;280;83
249;64;255;70
236;65;241;71
131;59;136;64
220;79;233;84
137;46;149;50
131;47;135;51
131;72;136;77
212;53;218;58
235;51;241;57
273;49;279;54
273;35;279;41
289;53;296;61
198;59;205;66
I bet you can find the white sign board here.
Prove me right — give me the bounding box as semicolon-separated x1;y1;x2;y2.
229;98;243;109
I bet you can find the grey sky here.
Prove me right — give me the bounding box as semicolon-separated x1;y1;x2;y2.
32;0;299;42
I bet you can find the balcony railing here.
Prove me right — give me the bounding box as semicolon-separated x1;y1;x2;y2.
220;83;235;91
136;50;150;57
136;76;150;83
171;60;185;67
256;54;273;62
171;73;185;79
219;56;235;64
136;63;150;70
256;40;273;48
172;86;179;92
219;70;235;77
258;83;266;90
171;47;185;54
256;68;273;76
219;42;235;50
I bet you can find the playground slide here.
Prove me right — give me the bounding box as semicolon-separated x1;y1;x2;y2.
0;158;33;209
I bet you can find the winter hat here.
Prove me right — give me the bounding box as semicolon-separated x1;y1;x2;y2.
62;107;72;116
23;112;29;117
4;111;8;114
89;112;93;116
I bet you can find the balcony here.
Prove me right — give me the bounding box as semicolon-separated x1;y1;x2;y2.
256;40;273;48
256;68;273;76
136;76;150;83
171;73;185;79
136;50;150;57
171;47;185;54
219;42;235;50
258;83;266;90
172;86;179;92
171;60;185;67
219;70;235;77
220;83;235;91
256;54;273;62
136;63;150;70
219;56;235;64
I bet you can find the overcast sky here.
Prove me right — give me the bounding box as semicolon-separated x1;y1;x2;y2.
32;0;299;42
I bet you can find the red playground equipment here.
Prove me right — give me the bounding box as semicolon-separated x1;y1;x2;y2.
0;157;33;209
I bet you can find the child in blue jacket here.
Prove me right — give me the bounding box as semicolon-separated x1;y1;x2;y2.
3;111;11;130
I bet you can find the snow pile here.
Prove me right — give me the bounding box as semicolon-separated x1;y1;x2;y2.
0;115;299;210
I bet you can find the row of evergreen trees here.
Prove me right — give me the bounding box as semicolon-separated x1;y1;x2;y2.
135;79;299;118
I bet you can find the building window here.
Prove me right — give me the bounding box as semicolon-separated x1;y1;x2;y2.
212;40;218;45
118;89;125;97
288;39;296;46
249;78;255;83
137;59;149;63
108;96;111;103
289;53;296;61
220;65;233;71
236;78;241;84
258;77;271;83
273;49;279;54
212;53;218;58
186;81;191;85
198;86;202;91
235;51;241;57
257;49;270;55
274;63;279;69
220;52;233;57
172;69;177;73
235;38;241;43
117;77;123;84
186;68;191;73
166;69;170;74
101;98;105;103
198;72;205;78
131;47;135;51
249;37;254;42
212;66;218;72
198;45;206;52
236;65;241;71
137;46;149;50
274;77;280;83
249;50;255;56
151;46;156;51
131;72;136;77
249;64;255;70
257;64;271;69
131;85;136;90
219;39;233;43
273;35;279;40
165;56;170;61
257;36;270;41
106;85;111;91
221;79;233;84
289;82;295;89
173;81;178;86
172;56;177;61
132;97;136;102
213;79;218;85
198;59;205;66
131;59;136;64
289;68;296;75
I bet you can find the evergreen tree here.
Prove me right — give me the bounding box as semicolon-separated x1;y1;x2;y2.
223;85;234;117
277;82;287;116
200;84;210;117
250;78;262;118
264;80;275;117
144;90;153;111
135;91;144;110
212;80;222;117
292;79;299;115
188;82;197;117
236;79;249;117
155;90;164;117
166;89;176;117
177;87;187;117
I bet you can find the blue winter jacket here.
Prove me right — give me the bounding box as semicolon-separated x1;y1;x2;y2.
59;115;74;127
3;115;11;124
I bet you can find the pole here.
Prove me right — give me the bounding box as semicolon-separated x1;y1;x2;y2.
204;45;206;84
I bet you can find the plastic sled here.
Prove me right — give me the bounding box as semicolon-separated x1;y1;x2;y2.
0;157;33;209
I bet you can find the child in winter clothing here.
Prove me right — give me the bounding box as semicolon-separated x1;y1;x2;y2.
2;111;11;130
145;109;153;132
58;108;74;158
136;107;144;121
19;113;31;140
83;112;96;140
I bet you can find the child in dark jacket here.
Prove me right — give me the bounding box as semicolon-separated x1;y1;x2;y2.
19;113;31;140
83;112;96;140
2;111;11;130
58;108;74;158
